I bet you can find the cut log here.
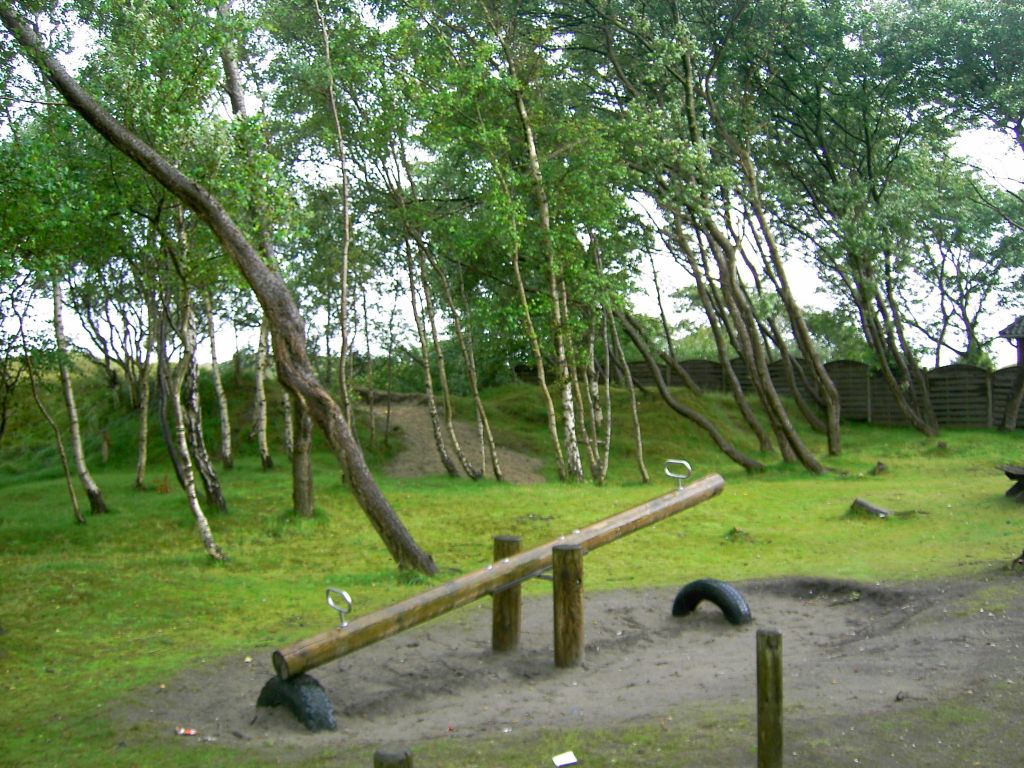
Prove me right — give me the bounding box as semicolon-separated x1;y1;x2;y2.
848;498;892;519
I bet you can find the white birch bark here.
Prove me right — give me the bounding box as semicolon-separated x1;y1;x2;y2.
53;281;107;514
254;319;273;469
204;295;233;469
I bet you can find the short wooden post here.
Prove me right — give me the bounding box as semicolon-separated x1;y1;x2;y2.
553;543;584;668
492;535;523;652
373;746;412;767
757;628;783;768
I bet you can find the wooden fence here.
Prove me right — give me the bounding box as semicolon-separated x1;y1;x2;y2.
625;358;1024;430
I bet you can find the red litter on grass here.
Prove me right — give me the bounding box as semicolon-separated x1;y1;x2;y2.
175;727;198;736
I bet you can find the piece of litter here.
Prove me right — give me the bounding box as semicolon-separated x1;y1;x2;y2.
175;727;198;736
244;656;253;664
553;751;578;766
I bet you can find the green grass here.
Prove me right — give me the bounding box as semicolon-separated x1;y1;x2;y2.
1;375;1022;767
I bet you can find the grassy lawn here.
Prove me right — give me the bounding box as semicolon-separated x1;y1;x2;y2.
1;381;1021;767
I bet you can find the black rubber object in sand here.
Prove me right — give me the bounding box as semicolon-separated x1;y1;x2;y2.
257;673;337;731
672;578;752;625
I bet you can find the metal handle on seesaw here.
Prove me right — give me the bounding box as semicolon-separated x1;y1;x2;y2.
326;588;353;628
664;459;692;488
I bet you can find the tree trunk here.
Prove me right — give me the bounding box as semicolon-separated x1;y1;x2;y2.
405;250;458;477
170;327;226;561
669;215;774;453
180;296;227;512
418;252;481;479
155;300;187;489
617;312;764;473
507;205;566;480
52;281;107;514
21;331;84;524
311;0;354;427
704;230;824;473
513;88;584;482
253;319;273;470
282;388;295;460
0;10;436;573
417;236;503;481
135;295;156;490
204;294;233;469
608;310;649;483
291;393;314;517
730;141;843;455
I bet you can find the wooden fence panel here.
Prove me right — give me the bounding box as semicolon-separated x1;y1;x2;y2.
679;359;726;392
867;376;911;426
766;358;817;404
992;366;1024;429
729;357;754;393
825;361;871;421
927;365;992;428
615;357;1022;430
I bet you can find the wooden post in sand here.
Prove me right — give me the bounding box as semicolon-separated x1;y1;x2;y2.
553;543;584;668
757;628;783;768
491;535;523;652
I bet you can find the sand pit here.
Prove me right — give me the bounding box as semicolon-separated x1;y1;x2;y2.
121;573;1024;760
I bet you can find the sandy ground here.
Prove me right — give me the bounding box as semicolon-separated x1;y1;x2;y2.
123;574;1024;761
116;405;1024;765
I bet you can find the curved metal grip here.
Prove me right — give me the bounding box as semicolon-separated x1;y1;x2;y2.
326;588;353;628
664;459;692;488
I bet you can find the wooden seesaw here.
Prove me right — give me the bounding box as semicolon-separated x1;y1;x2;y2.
257;470;725;731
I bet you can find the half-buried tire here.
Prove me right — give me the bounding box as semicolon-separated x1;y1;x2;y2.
672;579;752;625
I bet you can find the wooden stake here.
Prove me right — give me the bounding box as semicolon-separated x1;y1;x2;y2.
553;544;584;668
492;535;522;652
757;628;783;768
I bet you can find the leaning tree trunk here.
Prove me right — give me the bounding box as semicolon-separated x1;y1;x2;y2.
22;333;84;524
170;326;226;561
180;297;227;512
418;252;481;479
204;294;233;469
155;291;187;488
0;10;437;574
414;228;502;480
618;311;764;473
406;249;459;477
669;214;774;453
52;281;107;514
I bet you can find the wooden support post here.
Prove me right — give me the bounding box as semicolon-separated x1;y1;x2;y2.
373;747;412;767
491;535;522;652
553;543;584;668
757;628;783;768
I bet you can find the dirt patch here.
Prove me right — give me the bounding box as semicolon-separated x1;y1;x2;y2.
121;572;1024;763
381;402;545;484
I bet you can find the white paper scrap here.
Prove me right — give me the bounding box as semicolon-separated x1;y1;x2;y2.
552;751;578;767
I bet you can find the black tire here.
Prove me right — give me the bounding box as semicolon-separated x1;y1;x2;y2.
672;579;752;625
